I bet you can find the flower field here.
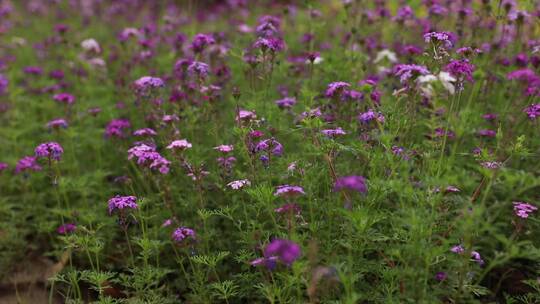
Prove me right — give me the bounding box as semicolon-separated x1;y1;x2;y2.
0;0;539;303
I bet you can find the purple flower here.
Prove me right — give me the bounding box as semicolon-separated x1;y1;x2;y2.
214;145;233;153
321;127;347;137
477;129;496;137
435;272;447;281
275;97;296;109
263;239;301;266
255;138;283;157
23;66;43;75
0;162;8;172
108;195;138;214
274;185;305;197
236;109;257;122
254;37;285;53
187;61;210;79
166;139;192;151
0;74;8;95
128;144;170;174
325;82;350;98
133;76;164;95
481;161;502;169
358;109;385;124
53;93;75;105
35;142;64;161
57;223;77;235
15;156;42;174
191;33;215;53
172;227;196;243
450;245;465;254
47;118;68;129
393;64;429;83
524;104;540;119
227;179;251;190
470;251;485;265
512;201;537;218
334;176;367;194
133;128;157;137
423;31;455;48
444;59;475;82
105;118;131;138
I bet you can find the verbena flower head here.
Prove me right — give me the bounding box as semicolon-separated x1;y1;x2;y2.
57;223;77;235
172;227;196;243
35;142;64;161
133;76;164;95
47;118;68;129
166;139;192;151
253;37;285;52
334;176;367;193
275;97;296;109
444;59;475;83
227;179;251;190
236;109;257;122
23;66;43;75
53;93;75;105
358;109;385;124
214;145;233;153
15;156;42;173
321;127;347;137
450;244;465;254
325;82;350;98
191;33;215;53
263;239;301;266
0;162;8;172
255;138;283;156
394;64;430;83
423;31;455;48
0;74;8;95
187;61;210;79
435;272;447;281
105;118;131;138
274;185;305;197
128;143;170;174
524;104;540;119
133;128;157;137
108;195;138;214
512;201;537;218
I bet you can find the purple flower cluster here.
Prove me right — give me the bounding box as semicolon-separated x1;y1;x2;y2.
524;104;540;119
108;195;138;214
57;223;77;235
105;118;131;138
35;142;64;161
512;202;537;218
128;143;170;174
172;227;196;243
444;59;475;82
394;64;430;83
274;185;305;197
0;74;8;95
15;156;42;174
251;239;301;270
53;93;75;105
334;176;367;194
423;31;455;48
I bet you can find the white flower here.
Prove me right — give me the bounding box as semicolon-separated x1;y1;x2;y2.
374;50;398;64
417;72;456;95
